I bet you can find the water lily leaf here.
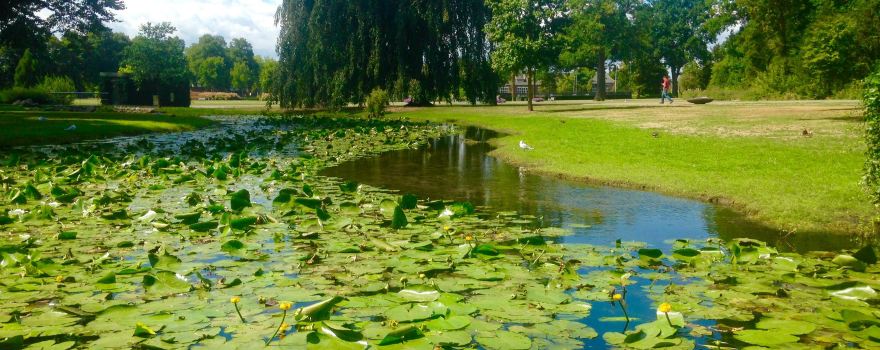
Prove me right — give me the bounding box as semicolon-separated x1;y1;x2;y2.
386;302;447;323
853;245;877;265
426;315;471;331
96;272;117;284
831;285;877;302
391;206;408;229
399;194;418;210
297;296;346;322
639;248;663;260
56;231;77;240
221;240;245;252
379;325;424;346
427;330;471;346
316;321;364;342
832;254;866;272
230;216;257;230
471;244;499;256
756;319;816;335
734;330;799;346
148;252;181;270
230;189;251;211
133;322;157;338
189;221;219;232
398;286;441;302
475;331;531;350
296;197;322;209
174;211;201;224
306;331;367;350
142;271;192;296
339;181;359;193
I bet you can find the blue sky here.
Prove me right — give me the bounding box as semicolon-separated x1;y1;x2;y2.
109;0;282;57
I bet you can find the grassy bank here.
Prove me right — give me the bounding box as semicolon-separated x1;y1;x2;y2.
0;106;214;147
397;100;870;236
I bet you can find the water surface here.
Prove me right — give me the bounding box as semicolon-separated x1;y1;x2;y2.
322;127;856;252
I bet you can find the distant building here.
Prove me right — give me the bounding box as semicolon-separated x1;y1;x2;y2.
499;74;544;100
591;72;617;93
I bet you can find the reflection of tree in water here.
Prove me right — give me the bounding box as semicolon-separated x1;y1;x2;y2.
321;127;856;252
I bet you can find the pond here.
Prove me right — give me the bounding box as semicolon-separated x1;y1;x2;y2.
321;127;857;253
0;117;877;350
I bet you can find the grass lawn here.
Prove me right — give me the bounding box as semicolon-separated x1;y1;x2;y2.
397;99;871;236
0;106;214;147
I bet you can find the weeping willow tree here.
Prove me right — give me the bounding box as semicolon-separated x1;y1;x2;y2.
273;0;499;109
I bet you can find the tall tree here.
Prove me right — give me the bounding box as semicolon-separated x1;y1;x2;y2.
644;0;716;96
13;48;38;87
274;0;497;109
485;0;565;111
230;61;253;95
256;56;277;96
1;0;124;47
122;23;189;99
186;34;230;90
564;0;637;101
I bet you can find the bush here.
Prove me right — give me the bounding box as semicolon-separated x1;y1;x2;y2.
862;68;880;205
0;87;53;105
37;76;76;105
366;88;389;118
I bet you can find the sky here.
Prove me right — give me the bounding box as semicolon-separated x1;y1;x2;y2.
108;0;283;58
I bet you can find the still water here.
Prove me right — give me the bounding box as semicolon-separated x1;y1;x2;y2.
322;127;856;252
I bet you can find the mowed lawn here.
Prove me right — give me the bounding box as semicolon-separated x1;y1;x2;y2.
399;100;870;236
0;107;214;147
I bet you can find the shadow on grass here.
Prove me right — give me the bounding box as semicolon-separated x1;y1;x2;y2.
0;109;213;148
537;104;690;114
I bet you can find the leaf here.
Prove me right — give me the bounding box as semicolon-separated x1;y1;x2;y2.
756;319;816;335
476;331;531;350
853;245;877;265
142;271;192;296
398;286;441;302
399;194;418;209
471;244;499;256
638;248;663;260
230;216;257;230
426;315;472;331
379;326;424;346
296;296;346;322
133;322;157;338
734;330;799;346
391;206;408;229
221;240;245;252
148;252;181;270
229;189;251;211
56;231;77;240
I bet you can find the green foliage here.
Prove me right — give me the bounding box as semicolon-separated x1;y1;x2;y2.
186;35;231;90
678;61;712;91
121;22;190;103
37;76;75;104
366;88;389;118
13;49;39;88
863;68;880;205
643;0;715;96
274;0;497;108
0;87;51;104
230;61;252;95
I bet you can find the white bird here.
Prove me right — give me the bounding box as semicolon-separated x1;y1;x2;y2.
65;124;77;131
519;140;534;150
37;116;47;121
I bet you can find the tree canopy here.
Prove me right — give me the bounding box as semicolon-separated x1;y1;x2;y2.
273;0;498;109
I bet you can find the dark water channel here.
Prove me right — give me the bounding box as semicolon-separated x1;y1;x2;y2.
321;127;856;253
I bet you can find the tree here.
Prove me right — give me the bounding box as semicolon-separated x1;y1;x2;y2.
256;56;277;97
564;0;637;101
485;0;565;111
644;0;716;96
13;48;38;87
274;0;497;109
186;34;230;90
1;0;124;48
47;28;130;90
122;22;189;100
230;61;253;95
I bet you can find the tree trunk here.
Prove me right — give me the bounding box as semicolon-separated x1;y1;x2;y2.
510;74;517;102
596;50;606;101
671;66;681;97
527;69;534;112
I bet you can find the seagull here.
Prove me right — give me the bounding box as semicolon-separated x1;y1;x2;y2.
519;140;534;150
65;124;77;131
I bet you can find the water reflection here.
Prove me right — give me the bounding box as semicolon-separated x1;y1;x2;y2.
322;127;856;252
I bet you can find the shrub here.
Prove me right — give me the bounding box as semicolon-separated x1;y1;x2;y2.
863;68;880;205
0;87;53;105
37;76;76;105
366;88;389;118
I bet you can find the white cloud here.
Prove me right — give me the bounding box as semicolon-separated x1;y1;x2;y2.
108;0;282;57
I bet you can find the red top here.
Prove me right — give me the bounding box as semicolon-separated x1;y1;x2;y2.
662;77;671;89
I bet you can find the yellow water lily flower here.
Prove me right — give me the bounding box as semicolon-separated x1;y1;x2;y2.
464;235;474;241
658;302;672;313
279;301;292;311
230;296;241;304
612;293;623;301
55;275;64;283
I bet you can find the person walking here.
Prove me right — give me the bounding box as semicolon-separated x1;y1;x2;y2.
660;75;673;104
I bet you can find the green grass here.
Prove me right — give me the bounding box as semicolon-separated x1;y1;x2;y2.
397;99;871;236
0;107;214;147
